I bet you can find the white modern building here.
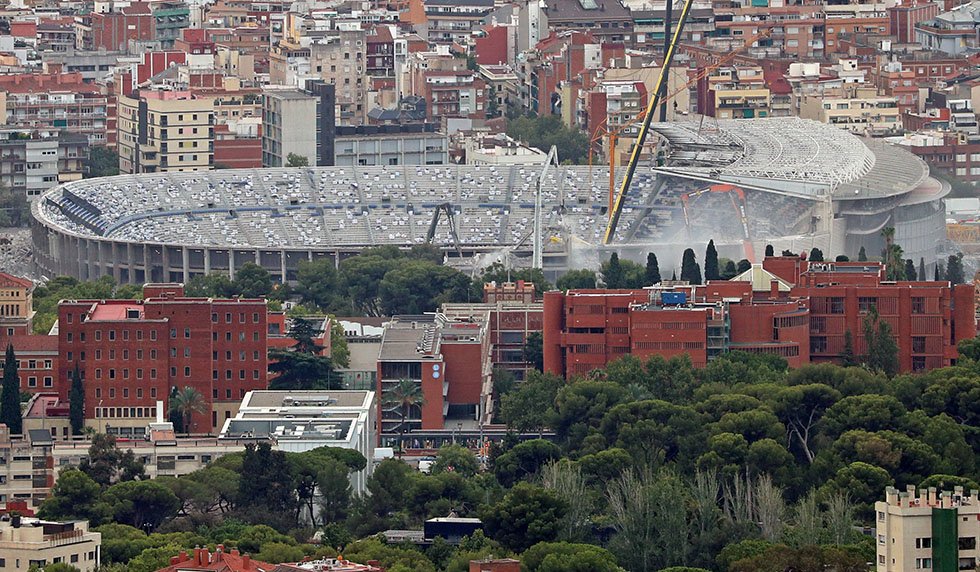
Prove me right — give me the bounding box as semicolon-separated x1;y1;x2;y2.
219;390;377;493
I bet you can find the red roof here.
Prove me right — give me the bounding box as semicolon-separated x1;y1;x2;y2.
0;272;33;290
156;548;273;572
7;334;58;353
0;73;103;95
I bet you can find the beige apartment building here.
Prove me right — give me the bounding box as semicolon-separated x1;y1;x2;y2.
310;29;368;125
707;66;771;120
0;517;101;572
799;86;901;136
117;89;214;174
876;485;980;572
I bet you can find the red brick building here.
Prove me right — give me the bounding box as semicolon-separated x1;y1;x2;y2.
542;257;975;378
156;547;273;572
58;284;269;435
889;2;941;43
76;3;155;52
377;314;490;433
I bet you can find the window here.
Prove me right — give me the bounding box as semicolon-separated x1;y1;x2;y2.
915;558;932;569
184;327;190;338
810;336;828;353
830;298;844;314
916;537;932;549
184;366;191;377
858;297;877;313
912;297;925;314
912;336;926;353
958;537;976;550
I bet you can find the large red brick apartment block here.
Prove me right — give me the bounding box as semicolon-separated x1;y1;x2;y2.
543;256;975;378
58;284;269;433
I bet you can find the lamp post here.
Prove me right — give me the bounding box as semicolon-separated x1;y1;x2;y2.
97;399;104;436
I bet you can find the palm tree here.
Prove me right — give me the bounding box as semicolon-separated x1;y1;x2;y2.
382;379;425;452
168;386;207;434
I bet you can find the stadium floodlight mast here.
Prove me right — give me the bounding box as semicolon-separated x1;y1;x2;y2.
532;145;559;270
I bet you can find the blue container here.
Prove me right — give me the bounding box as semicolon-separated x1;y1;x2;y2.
661;292;687;305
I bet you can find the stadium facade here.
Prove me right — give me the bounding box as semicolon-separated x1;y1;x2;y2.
32;119;948;283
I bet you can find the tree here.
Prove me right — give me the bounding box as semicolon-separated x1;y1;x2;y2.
946;252;965;284
103;480;181;529
80;433;145;486
268;351;339;390
736;259;752;274
556;269;597;291
841;330;857;367
431;443;480;477
383;379;425;450
645;253;662;285
721;260;738;280
238;442;297;529
835;255;849;262
233;262;275;298
781;249;795;256
862;306;899;377
506;115;591;164
184;272;235;297
481;483;567;552
607;469;689;571
541;461;593;542
904;259;917;281
765;244;774;257
494;438;561;487
918;257;926;281
69;363;84;435
809;247;824;262
680;248;702;285
881;227;904;281
1;344;21;434
37;468;105;522
286;153;309;167
500;371;562;433
522;542;623;572
935;259;945;281
84;146;120;178
476;263;551;296
378;260;470;315
704;240;720;281
523;331;544;371
603;253;624;288
168;386;207;434
857;246;867;261
295;259;342;310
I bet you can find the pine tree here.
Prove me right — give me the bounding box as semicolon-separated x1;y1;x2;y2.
645;252;662;286
946;253;965;285
722;260;737;279
680;248;702;285
904;259;917;281
841;330;857;367
765;244;774;257
604;252;624;289
670;270;677;281
0;344;22;434
935;261;944;281
918;257;926;281
858;246;867;261
863;306;899;377
809;248;824;262
69;363;84;435
736;259;752;274
704;240;720;281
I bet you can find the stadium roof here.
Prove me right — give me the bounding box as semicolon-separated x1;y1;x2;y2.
650;118;929;200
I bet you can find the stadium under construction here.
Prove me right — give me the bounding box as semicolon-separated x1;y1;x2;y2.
31;118;949;283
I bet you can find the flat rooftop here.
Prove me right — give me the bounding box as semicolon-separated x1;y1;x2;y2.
241;390;374;409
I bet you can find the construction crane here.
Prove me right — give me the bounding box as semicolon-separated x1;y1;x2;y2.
532;145;560;269
589;26;773;217
426;202;463;257
598;19;774;243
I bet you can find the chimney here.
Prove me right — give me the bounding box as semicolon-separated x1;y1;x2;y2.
242;555;250;569
179;551;188;562
170;558;179;565
231;549;240;557
770;279;779;300
928;487;937;506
